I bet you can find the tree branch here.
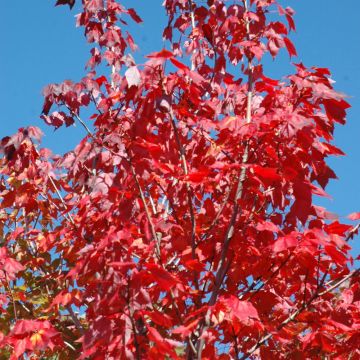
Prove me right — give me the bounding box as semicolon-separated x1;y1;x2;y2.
48;175;75;226
168;109;197;269
66;305;85;335
129;159;162;259
194;0;254;356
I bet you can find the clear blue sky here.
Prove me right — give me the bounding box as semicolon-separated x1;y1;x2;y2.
1;1;359;226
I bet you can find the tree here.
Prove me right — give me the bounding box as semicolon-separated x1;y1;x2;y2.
0;0;359;358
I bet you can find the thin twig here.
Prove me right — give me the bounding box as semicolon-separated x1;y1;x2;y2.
155;180;181;224
66;106;93;137
187;0;196;71
48;175;75;225
244;252;294;301
345;223;360;242
126;278;142;360
64;340;77;351
318;268;360;297
232;327;240;359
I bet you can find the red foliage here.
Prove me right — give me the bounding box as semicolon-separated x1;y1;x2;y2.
1;0;359;359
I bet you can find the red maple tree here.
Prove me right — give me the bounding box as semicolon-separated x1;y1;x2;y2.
1;0;359;359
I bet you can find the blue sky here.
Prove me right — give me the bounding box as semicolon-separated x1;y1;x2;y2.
1;1;359;229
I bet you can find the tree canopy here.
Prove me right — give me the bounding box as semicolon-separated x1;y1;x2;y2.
0;1;359;359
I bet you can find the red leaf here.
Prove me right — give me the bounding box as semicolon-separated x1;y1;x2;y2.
170;57;190;71
135;139;162;156
322;143;345;156
256;221;280;233
289;181;312;225
273;232;299;252
8;320;62;358
253;165;281;182
311;184;331;198
202;24;213;44
126;31;138;52
313;206;338;220
183;170;211;183
147;49;173;59
325;245;347;265
147;327;179;357
323;98;350;124
41;111;74;128
55;0;75;9
12;319;55;335
348;212;360;221
146;264;179;289
284;37;297;57
172;319;199;337
127;8;143;23
3;258;24;279
184;259;205;272
51;290;82;308
320;333;336;353
125;66;141;87
27;126;43;142
95;75;107;87
221;295;259;324
325;221;352;236
109;262;136;271
143;310;173;328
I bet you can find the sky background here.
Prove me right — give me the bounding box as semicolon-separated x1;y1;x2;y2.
0;1;359;239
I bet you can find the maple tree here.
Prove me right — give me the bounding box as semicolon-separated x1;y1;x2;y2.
0;0;359;358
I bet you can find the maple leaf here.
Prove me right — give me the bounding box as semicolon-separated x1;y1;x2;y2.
253;165;281;182
4;320;62;358
273;232;299;253
146;264;180;290
3;258;25;279
219;295;260;327
325;245;348;265
325;221;352;236
125;66;141;87
323;98;350;124
182;170;211;183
